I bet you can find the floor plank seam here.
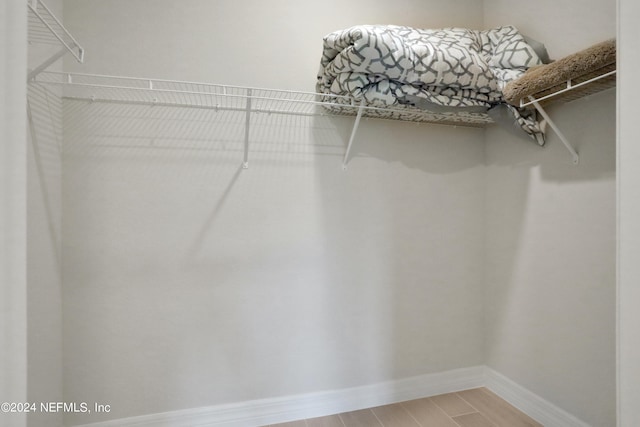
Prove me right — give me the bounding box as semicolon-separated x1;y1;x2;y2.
428;395;478;419
451;410;481;417
399;402;425;427
453;391;499;427
453;412;499;427
455;391;484;416
370;409;385;427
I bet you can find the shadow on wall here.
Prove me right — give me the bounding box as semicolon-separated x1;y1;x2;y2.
26;83;65;427
485;89;616;182
311;113;487;387
483;87;616;426
62;102;350;162
332;116;486;173
303;88;616;409
27;84;63;275
59;90;615;423
62;96;490;422
63;101;430;423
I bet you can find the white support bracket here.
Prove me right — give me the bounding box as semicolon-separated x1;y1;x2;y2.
27;0;84;80
528;96;580;165
27;47;69;82
342;100;365;170
243;88;252;169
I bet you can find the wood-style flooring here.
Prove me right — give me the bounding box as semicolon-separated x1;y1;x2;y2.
266;387;542;427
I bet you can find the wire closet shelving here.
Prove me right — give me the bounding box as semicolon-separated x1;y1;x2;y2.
25;0;493;169
27;0;613;168
30;71;494;168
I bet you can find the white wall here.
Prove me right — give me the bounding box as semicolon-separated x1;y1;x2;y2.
63;0;484;91
26;1;64;426
483;1;616;426
27;88;64;427
61;0;486;424
0;1;28;427
483;0;616;59
618;0;640;425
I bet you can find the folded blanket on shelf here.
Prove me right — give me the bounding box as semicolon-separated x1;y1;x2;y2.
316;25;546;144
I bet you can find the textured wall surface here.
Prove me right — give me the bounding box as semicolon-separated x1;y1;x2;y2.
61;1;486;423
483;1;616;425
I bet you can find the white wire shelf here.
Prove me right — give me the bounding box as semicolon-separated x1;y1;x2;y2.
27;0;84;80
31;71;492;125
30;71;492;168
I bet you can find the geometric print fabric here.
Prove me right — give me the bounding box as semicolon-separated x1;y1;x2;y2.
317;25;545;143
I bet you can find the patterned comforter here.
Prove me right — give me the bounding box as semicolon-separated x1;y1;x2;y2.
316;25;545;144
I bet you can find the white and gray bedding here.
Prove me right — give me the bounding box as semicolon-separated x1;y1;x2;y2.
316;25;546;144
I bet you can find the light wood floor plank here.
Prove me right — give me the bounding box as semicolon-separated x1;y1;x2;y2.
269;420;307;427
264;387;541;427
430;392;477;416
306;414;344;427
337;409;383;427
371;403;421;426
452;412;496;427
401;397;461;427
456;388;542;427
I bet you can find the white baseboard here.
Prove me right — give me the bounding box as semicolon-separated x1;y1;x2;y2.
71;366;484;427
484;367;591;427
71;366;590;427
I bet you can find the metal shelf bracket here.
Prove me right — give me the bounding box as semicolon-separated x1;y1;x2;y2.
243;89;252;169
342;100;365;170
528;96;580;165
27;0;84;80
